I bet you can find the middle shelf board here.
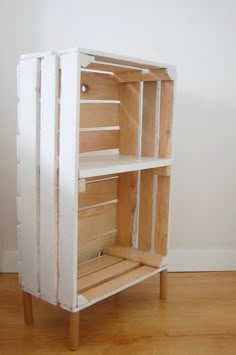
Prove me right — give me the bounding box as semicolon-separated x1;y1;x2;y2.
79;154;171;178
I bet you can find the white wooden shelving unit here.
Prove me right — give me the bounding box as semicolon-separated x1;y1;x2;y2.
17;48;175;350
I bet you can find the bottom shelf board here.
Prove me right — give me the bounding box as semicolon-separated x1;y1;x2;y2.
79;154;171;178
77;255;166;310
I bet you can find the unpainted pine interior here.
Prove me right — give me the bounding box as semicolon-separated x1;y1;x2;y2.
77;63;173;294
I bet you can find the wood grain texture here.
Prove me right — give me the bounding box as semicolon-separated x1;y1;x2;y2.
138;169;154;251
80;72;120;100
108;245;164;268
80;102;119;128
78;203;117;241
78;260;140;292
80;130;119;153
82;265;156;302
160;269;168;300
78;231;117;263
155;175;170;255
159;81;174;158
78;255;122;278
117;172;138;246
2;273;236;354
119;83;140;155
69;312;79;351
142;81;158;157
114;68;172;82
22;291;33;325
79;178;117;208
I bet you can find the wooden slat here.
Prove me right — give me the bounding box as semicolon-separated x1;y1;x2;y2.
39;55;58;305
78;232;117;263
155;175;170;255
159;81;174;158
79;178;117;208
18;58;40;295
108;245;164;268
80;103;119;128
78;203;117;240
119;83;140;155
117;172;138;246
80;72;120;100
86;62;141;73
82;265;156;302
114;69;172;83
86;174;118;182
142;82;159;157
138;169;154;251
80;130;119;153
78;260;140;292
78;255;122;278
59;51;80;309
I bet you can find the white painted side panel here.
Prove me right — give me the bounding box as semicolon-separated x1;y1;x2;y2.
39;55;58;305
18;58;40;295
59;52;80;309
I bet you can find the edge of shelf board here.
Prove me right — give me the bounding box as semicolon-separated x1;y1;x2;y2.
79;155;172;179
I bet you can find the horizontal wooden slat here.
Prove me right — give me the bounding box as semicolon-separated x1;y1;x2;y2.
82;265;156;301
78;260;140;292
80;72;120;100
86;62;141;73
80;103;119;128
86;174;118;183
114;69;172;83
78;255;122;278
79;178;117;208
108;245;164;268
78;232;117;264
80;130;119;153
78;203;117;240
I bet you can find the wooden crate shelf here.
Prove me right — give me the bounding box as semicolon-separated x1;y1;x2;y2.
17;48;175;350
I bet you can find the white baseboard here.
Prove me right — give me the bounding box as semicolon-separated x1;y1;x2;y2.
1;249;236;273
168;249;236;271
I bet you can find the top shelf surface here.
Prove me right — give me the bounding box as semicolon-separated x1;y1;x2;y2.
79;154;171;178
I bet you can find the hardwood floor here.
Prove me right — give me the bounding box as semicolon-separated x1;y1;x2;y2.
0;272;236;354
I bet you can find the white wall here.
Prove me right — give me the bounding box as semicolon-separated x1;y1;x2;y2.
1;0;236;271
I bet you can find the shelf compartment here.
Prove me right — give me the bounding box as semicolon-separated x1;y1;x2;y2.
77;255;163;307
79;154;171;178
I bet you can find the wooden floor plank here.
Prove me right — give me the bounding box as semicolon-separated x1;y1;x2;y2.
78;260;140;292
1;272;236;354
78;255;122;278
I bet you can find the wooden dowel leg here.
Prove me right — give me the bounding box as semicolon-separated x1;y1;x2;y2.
69;311;79;351
160;269;168;300
22;291;33;325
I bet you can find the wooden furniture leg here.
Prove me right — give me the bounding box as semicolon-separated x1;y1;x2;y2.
22;291;33;325
69;311;79;351
160;269;168;300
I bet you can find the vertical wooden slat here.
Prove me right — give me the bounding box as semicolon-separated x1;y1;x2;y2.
142;81;159;157
119;83;140;155
155;174;170;255
18;58;40;295
59;51;80;309
39;55;58;305
117;172;137;246
159;81;174;158
117;82;140;247
138;169;154;251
